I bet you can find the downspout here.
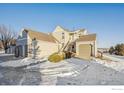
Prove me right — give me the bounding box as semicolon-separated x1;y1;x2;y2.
90;44;93;56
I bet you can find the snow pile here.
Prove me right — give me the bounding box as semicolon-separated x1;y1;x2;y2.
0;57;47;67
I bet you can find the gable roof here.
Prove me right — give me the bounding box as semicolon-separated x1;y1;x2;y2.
54;25;70;33
55;25;87;34
59;26;70;32
49;33;61;43
23;29;56;43
76;34;96;42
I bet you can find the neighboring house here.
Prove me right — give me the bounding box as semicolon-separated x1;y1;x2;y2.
13;25;97;59
0;41;3;49
15;29;58;58
0;40;16;53
7;39;16;54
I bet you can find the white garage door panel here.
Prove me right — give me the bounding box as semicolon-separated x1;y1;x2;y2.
78;44;91;59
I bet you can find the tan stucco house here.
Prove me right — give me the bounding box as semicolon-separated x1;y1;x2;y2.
14;26;97;59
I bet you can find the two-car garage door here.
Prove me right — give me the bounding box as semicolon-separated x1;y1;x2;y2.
78;44;91;59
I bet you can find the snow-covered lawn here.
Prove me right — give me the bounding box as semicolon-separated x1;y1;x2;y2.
103;53;124;62
93;53;124;73
1;53;124;85
56;58;124;85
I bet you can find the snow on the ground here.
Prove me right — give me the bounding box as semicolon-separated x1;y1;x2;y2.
0;53;14;57
109;54;124;60
57;58;124;85
1;53;124;85
25;58;124;85
92;53;124;73
93;57;124;73
0;50;4;54
25;59;82;85
103;53;124;62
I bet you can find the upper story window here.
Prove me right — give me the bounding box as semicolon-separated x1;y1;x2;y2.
62;32;65;39
78;33;81;37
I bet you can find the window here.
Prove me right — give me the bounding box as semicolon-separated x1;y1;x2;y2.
72;45;74;48
78;33;81;37
62;32;65;39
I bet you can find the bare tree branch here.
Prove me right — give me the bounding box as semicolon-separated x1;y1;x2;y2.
0;25;17;53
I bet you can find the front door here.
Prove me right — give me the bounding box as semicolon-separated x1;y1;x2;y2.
15;46;19;57
18;45;23;57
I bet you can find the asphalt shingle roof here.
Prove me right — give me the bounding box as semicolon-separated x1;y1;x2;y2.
24;29;56;43
77;34;96;42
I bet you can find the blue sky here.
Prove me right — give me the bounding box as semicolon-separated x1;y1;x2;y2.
0;3;124;48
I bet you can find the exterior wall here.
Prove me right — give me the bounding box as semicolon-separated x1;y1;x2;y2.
52;26;70;48
94;41;97;57
73;30;87;40
27;37;58;58
73;32;81;40
76;41;97;57
36;40;58;58
16;38;27;46
16;30;28;57
6;46;16;54
52;26;87;51
16;30;28;46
